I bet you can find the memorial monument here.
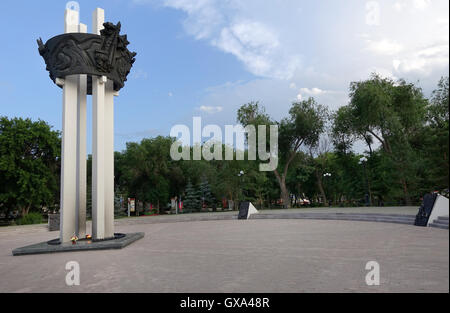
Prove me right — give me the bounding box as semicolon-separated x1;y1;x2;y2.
12;7;143;255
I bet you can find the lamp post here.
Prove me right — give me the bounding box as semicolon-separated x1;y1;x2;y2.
359;157;371;206
323;172;332;206
237;170;246;204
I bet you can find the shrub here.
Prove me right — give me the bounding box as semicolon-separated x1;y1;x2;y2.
16;212;44;225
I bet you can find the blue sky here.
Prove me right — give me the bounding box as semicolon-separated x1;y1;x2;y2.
0;0;448;153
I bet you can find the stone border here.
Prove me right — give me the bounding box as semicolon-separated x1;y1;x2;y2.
116;212;416;226
250;212;416;225
12;232;144;256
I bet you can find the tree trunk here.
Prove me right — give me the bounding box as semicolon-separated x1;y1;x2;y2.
315;170;327;204
21;205;31;217
401;179;411;206
274;170;291;208
280;180;291;209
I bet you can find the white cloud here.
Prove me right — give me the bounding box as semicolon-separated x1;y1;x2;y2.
393;44;449;75
393;2;405;11
212;23;273;77
210;21;301;79
296;87;326;101
198;105;223;114
363;1;448;80
299;87;325;96
296;87;345;104
156;0;302;80
162;0;223;39
394;0;431;11
413;0;432;10
228;21;279;50
130;68;148;80
367;67;398;80
366;39;403;55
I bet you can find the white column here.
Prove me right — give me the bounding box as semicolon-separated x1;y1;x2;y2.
92;75;107;240
92;8;104;35
76;23;88;238
60;9;79;242
92;8;106;240
104;79;115;238
64;9;79;33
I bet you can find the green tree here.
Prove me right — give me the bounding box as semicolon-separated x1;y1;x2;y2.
213;152;243;206
286;152;315;204
199;176;214;207
0;117;60;217
335;74;428;204
277;98;328;207
183;179;201;213
332;106;375;154
423;76;449;189
119;136;175;211
237;99;327;208
114;191;126;217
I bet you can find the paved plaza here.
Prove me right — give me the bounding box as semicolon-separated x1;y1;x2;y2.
0;208;448;293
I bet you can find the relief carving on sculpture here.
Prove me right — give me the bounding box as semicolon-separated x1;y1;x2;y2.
37;21;136;92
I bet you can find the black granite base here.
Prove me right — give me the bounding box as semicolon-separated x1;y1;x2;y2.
12;232;144;256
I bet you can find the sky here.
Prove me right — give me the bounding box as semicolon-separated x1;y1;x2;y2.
0;0;448;153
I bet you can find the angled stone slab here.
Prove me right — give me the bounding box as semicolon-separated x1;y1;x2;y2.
12;232;144;256
237;201;259;220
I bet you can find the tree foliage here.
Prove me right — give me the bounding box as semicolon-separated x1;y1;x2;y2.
183;179;201;213
0;117;60;216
